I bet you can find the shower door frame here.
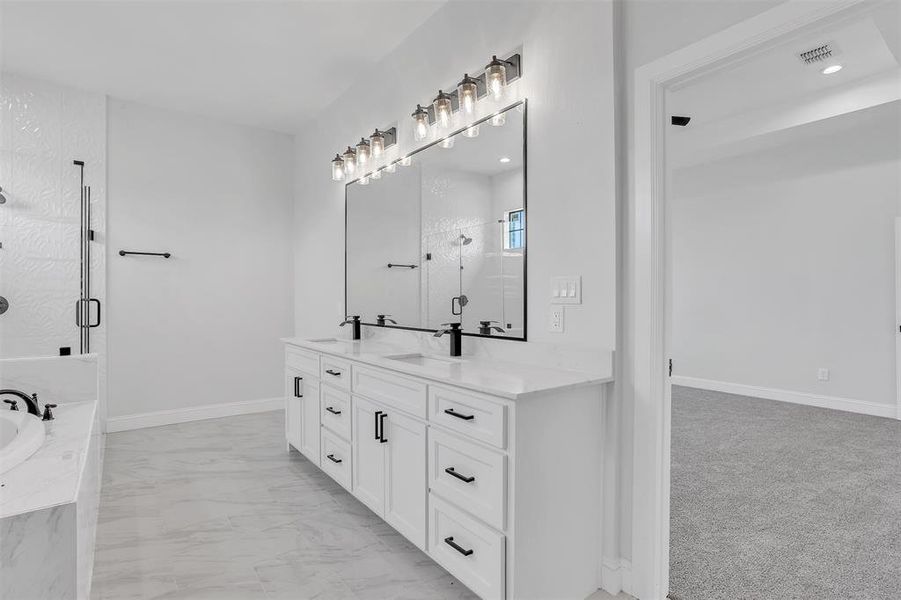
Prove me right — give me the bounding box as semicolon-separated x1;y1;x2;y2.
74;160;99;354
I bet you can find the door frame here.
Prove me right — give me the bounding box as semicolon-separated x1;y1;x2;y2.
896;217;901;420
629;1;872;598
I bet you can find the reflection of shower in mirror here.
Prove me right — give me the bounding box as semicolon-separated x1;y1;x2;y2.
459;234;473;245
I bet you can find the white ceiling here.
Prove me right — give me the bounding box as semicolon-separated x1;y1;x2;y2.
0;0;445;133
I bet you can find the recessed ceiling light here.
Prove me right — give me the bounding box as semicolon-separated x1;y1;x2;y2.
821;64;842;75
499;157;511;163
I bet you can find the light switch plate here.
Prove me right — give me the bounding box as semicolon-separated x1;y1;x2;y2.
551;276;581;304
549;306;564;332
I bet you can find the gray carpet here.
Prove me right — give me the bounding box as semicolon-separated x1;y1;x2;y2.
669;386;901;600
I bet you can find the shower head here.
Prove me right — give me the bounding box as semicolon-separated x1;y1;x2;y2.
460;234;473;245
0;186;5;204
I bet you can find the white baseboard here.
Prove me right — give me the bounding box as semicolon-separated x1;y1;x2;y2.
106;397;284;433
600;557;633;597
671;376;896;419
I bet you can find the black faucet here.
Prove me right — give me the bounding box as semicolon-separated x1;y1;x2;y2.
0;389;42;418
376;314;397;327
339;315;362;340
434;323;463;357
478;320;506;335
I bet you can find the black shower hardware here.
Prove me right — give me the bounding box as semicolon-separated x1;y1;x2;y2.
478;321;506;335
0;296;8;316
376;315;397;326
387;263;417;269
434;322;463;357
0;390;41;417
119;250;171;258
340;315;362;340
451;295;469;316
0;186;6;204
459;234;473;246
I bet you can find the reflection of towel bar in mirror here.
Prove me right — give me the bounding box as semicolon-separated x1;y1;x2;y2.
387;263;417;269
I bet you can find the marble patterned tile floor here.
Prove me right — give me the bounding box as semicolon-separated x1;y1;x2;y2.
91;410;479;600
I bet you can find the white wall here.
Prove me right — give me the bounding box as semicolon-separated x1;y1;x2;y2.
107;100;293;420
293;0;616;351
671;107;900;409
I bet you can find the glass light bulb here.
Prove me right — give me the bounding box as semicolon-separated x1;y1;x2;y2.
400;155;412;167
485;55;507;101
463;124;480;138
359;174;370;185
355;138;370;167
412;105;430;142
457;74;479;117
439;136;455;149
371;168;381;180
385;161;397;173
331;154;345;181
490;112;506;127
433;90;453;131
342;147;356;176
370;130;385;158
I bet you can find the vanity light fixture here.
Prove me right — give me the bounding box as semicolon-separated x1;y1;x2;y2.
490;111;506;127
433;90;454;130
439;136;455;149
412;104;430;141
463;124;480;138
821;64;842;75
342;147;357;176
355;138;371;167
370;129;386;157
371;167;382;180
384;161;397;173
359;174;370;185
485;55;509;101
399;155;413;167
457;74;480;116
331;154;346;181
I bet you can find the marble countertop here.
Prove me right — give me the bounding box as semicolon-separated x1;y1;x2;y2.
0;401;97;519
282;337;613;400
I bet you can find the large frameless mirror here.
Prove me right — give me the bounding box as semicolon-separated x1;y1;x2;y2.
346;101;526;340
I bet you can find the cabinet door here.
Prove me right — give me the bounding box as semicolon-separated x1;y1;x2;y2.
384;410;427;549
299;377;321;464
285;370;304;451
352;395;385;515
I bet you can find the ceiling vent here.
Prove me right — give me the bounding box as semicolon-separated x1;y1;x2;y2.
798;44;834;65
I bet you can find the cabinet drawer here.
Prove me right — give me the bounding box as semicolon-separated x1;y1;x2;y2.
429;428;506;531
428;493;505;600
320;386;351;441
320;356;352;391
429;385;507;449
286;345;320;377
320;429;352;490
352;365;427;418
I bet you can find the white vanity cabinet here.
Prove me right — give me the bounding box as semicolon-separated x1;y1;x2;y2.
284;345;321;464
283;339;608;600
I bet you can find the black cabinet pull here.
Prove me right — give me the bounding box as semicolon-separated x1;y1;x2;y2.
374;410;382;439
444;408;475;421
325;406;341;416
444;536;474;557
325;369;342;377
379;412;388;443
326;454;342;464
294;376;303;398
445;467;475;483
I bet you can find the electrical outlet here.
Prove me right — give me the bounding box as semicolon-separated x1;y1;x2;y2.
818;368;830;382
549;307;564;332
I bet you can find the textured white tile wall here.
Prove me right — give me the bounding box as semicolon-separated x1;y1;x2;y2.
0;72;106;361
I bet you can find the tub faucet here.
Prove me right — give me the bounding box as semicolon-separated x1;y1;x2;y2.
339;315;362;340
0;390;41;418
434;323;463;357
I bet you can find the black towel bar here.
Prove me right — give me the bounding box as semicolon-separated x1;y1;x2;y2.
119;250;171;258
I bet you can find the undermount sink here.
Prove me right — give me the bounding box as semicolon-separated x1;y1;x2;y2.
384;353;460;368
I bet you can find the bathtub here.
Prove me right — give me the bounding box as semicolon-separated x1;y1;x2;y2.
0;410;45;475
